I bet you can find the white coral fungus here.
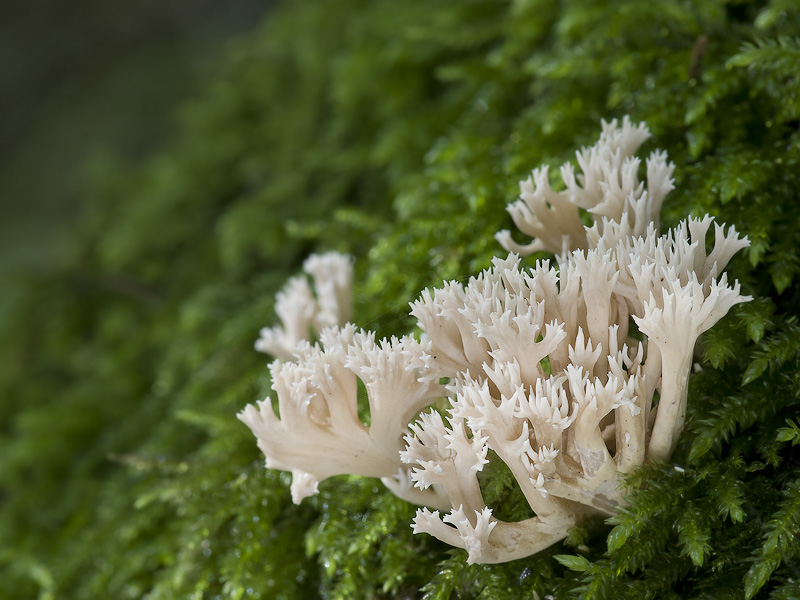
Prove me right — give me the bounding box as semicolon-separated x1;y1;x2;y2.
239;118;751;564
496;116;675;255
239;325;447;507
255;252;353;360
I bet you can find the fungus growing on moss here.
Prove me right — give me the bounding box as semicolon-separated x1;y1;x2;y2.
401;220;749;561
239;118;750;564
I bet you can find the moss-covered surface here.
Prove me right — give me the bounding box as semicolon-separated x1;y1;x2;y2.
2;1;800;598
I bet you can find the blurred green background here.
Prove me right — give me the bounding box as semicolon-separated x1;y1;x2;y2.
0;0;269;314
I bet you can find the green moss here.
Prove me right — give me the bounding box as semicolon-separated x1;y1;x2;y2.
2;0;800;598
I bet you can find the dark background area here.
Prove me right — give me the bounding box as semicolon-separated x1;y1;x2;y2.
0;0;270;312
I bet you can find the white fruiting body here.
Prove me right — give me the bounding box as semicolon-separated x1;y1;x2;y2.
239;325;446;506
496;116;675;256
239;118;751;564
402;215;749;562
255;252;354;360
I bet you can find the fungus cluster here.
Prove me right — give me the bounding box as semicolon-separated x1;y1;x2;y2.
239;118;751;563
